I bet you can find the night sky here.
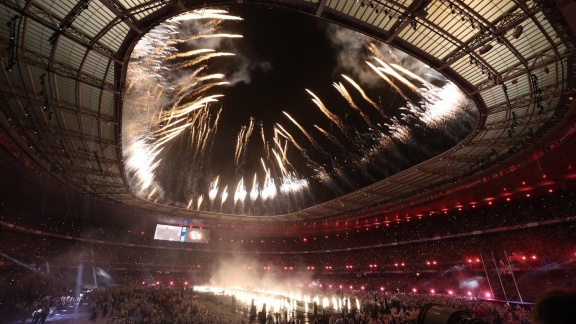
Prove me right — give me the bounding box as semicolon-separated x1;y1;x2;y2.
128;6;477;215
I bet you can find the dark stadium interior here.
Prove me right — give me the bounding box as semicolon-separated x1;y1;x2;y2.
1;0;576;323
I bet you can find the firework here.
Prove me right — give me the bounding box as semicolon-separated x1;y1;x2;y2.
169;9;244;22
373;57;421;93
221;185;229;208
390;63;436;88
208;176;219;201
165;48;215;60
197;195;204;210
340;75;386;119
282;111;321;149
332;82;373;127
366;61;412;103
305;89;348;136
250;173;259;201
122;8;475;216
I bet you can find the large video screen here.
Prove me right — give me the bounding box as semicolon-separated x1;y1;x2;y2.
153;224;182;241
153;224;210;243
182;228;210;243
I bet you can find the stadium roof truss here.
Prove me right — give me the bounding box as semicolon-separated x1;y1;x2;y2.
0;0;574;223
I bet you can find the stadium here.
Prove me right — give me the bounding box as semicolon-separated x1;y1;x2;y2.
1;0;575;322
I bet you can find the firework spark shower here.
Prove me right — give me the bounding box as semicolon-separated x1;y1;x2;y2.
122;7;477;216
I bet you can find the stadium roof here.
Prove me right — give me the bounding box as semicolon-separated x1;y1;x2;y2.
1;0;575;226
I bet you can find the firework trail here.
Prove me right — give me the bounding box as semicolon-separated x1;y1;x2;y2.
220;185;229;209
282;111;322;150
197;195;204;210
165;48;215;60
171;52;235;70
272;149;288;176
234;178;247;203
340;75;385;119
305;89;348;136
165;94;223;119
169;9;244;22
365;61;413;105
176;73;227;95
332;82;373;127
180;81;231;103
259;122;270;158
208;176;219;201
181;33;243;43
174;65;208;92
367;43;401;66
273;137;293;169
390;63;436;89
147;186;158;200
250;173;259;201
187;198;193;209
373;57;421;93
234;118;255;165
260;158;268;175
313;125;350;154
275;124;308;157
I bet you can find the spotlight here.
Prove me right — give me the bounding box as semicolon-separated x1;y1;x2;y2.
478;44;493;54
513;25;523;39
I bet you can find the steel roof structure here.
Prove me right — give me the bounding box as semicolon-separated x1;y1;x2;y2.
1;0;575;225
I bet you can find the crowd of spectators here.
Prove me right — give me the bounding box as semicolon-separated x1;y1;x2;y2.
1;189;575;253
84;285;536;324
0;192;576;323
87;285;244;323
322;292;534;324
